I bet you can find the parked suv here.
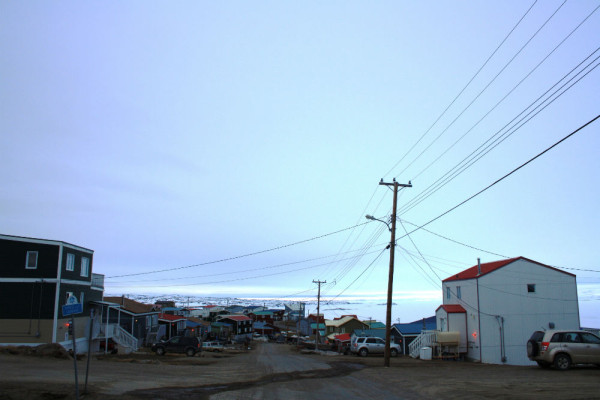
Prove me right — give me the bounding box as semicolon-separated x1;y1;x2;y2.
151;336;201;357
527;330;600;370
351;336;401;357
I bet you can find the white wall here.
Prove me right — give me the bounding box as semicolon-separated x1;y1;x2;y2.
442;259;579;365
442;278;481;361
478;259;579;365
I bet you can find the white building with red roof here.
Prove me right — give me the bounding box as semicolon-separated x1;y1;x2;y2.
436;257;579;365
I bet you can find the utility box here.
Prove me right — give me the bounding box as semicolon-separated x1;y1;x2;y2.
420;346;432;360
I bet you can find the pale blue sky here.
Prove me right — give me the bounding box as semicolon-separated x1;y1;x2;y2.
1;1;599;325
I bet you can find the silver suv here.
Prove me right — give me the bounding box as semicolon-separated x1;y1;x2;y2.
527;329;600;370
351;336;401;357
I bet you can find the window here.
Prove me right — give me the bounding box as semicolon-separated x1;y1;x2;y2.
26;251;38;269
80;292;85;305
366;338;376;344
456;286;462;299
527;284;536;293
581;332;600;344
66;253;75;271
81;257;90;277
446;287;451;299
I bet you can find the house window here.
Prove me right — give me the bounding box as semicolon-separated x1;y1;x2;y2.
26;251;38;269
456;286;462;299
81;257;90;277
527;284;536;293
446;287;451;299
66;253;75;271
80;292;85;305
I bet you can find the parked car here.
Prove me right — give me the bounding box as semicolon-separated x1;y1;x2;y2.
151;336;201;357
351;336;401;357
203;341;224;352
527;329;600;370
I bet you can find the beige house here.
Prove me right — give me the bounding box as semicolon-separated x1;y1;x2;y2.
325;316;369;339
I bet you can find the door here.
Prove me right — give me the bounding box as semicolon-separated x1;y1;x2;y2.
580;332;600;363
561;332;587;363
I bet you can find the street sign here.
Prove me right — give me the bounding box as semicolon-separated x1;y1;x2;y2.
62;296;83;316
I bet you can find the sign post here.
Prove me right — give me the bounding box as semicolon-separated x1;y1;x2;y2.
62;295;83;400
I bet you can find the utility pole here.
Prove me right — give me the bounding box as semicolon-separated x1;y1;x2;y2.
379;178;411;367
312;280;326;352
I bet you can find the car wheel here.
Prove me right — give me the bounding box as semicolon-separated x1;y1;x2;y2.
359;348;368;357
536;361;551;369
527;340;538;357
186;348;195;357
390;348;398;357
156;347;165;356
553;353;571;371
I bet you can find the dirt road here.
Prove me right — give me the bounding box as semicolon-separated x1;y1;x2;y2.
1;342;599;399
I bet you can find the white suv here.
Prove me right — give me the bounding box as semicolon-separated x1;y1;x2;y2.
351;336;401;357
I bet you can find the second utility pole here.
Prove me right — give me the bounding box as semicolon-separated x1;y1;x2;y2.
380;178;411;367
313;279;326;352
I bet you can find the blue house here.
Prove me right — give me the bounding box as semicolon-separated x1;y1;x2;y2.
392;316;437;355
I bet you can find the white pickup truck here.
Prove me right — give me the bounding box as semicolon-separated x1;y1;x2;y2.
202;341;224;352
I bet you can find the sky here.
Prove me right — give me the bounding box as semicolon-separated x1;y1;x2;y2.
1;1;599;326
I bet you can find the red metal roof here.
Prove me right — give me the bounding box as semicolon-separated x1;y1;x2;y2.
442;257;575;282
158;313;186;322
436;304;466;313
334;333;351;342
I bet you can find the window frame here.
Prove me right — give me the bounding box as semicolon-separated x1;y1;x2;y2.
446;287;451;300
66;253;75;271
456;286;462;299
25;251;38;269
81;257;90;277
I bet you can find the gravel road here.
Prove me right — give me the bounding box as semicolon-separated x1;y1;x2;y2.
1;342;599;399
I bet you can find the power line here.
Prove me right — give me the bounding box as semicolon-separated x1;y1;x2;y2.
400;45;600;215
409;5;600;183
396;113;600;243
398;218;510;258
392;0;567;180
106;221;370;279
383;0;539;178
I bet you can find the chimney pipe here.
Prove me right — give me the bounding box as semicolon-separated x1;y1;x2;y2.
477;258;481;275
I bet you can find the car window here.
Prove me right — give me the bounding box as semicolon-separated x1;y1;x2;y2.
581;332;600;344
376;338;385;344
564;333;581;343
550;333;563;342
530;331;545;341
357;338;365;343
366;338;376;344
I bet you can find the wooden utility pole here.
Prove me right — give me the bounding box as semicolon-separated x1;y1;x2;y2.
379;178;411;367
312;280;326;351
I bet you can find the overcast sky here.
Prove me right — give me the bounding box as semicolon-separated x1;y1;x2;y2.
1;1;599;326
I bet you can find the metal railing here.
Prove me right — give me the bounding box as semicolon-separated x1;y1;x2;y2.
98;323;138;353
408;330;437;358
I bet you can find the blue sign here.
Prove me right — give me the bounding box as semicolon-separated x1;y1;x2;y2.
62;303;83;316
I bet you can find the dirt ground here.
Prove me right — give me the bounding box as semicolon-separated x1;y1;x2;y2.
0;342;599;399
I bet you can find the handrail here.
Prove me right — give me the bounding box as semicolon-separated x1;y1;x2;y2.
408;330;437;358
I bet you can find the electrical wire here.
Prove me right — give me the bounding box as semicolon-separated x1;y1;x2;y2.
392;0;568;180
396;113;600;243
400;46;600;215
106;221;370;279
382;0;539;178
